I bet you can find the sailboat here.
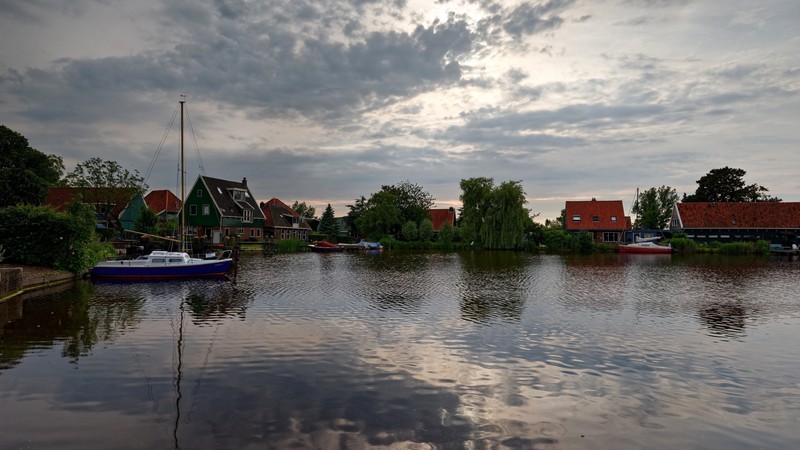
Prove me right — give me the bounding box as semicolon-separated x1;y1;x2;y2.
618;188;672;254
91;100;234;279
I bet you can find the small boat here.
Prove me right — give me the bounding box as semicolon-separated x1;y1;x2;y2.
308;241;342;252
619;237;672;254
338;240;383;251
91;251;233;279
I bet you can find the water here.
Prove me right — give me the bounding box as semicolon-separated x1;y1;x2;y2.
1;251;799;449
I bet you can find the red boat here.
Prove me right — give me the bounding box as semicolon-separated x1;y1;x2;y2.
308;241;342;252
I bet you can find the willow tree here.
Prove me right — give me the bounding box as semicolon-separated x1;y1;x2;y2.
459;178;530;249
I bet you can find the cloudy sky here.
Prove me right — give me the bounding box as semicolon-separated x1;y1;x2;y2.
2;0;798;221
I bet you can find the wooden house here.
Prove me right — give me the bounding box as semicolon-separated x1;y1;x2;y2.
144;189;181;220
670;202;800;245
429;207;456;232
45;186;137;230
564;199;630;243
260;198;313;240
182;176;265;243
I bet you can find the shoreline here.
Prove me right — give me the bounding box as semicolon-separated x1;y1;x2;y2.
0;264;78;303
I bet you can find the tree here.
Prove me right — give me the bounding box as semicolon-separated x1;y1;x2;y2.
632;186;678;229
62;157;147;192
292;201;316;219
384;180;435;226
401;221;418;241
346;196;367;236
318;204;337;237
0;125;64;207
418;218;434;242
134;205;159;235
459;178;530;249
353;181;435;239
355;190;400;238
683;167;781;203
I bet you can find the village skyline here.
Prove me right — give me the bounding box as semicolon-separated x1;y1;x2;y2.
2;0;798;221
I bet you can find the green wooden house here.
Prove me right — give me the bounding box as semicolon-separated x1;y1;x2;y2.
183;176;265;244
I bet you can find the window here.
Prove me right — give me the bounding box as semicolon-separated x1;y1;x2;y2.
232;190;245;201
190;204;197;215
243;209;253;223
572;215;581;221
250;228;256;237
237;228;244;235
603;232;618;242
611;216;617;222
196;189;202;197
202;204;210;215
592;215;599;222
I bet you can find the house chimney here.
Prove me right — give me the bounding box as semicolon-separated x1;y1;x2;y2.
242;177;247;187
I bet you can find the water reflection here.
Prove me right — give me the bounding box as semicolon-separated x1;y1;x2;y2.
457;251;532;323
1;253;799;449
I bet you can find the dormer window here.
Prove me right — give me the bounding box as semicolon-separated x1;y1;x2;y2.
592;215;599;222
611;216;617;222
231;190;245;201
572;215;581;221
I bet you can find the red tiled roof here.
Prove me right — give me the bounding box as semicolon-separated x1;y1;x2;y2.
260;198;309;230
429;208;456;232
676;202;800;229
144;189;181;215
564;199;628;231
45;187;136;217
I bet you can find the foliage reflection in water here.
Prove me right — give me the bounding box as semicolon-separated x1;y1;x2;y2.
1;252;799;449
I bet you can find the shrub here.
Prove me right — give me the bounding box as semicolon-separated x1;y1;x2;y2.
418;219;434;242
0;204;101;273
668;237;697;254
401;221;418;241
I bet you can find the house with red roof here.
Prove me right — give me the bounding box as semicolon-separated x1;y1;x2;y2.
45;186;138;229
428;207;456;232
260;198;313;241
564;199;630;243
670;202;800;245
144;189;181;220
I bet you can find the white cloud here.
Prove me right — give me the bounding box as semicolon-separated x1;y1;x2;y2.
1;0;798;221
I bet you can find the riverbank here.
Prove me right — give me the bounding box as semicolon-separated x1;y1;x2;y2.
0;264;77;302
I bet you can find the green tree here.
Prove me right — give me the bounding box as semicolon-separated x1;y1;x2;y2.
291;201;317;219
346;196;367;236
0;125;64;207
682;167;780;202
318;204;337;237
62;157;147;192
418;218;434;242
134;205;159;235
384;180;435;226
355;190;400;238
401;221;418;241
632;186;678;229
438;221;454;243
459;178;530;249
354;181;435;239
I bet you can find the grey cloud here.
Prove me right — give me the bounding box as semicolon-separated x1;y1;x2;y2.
502;0;576;38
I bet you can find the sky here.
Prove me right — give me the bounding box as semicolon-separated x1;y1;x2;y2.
1;0;798;222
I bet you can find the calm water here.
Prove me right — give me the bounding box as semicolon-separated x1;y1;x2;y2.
1;251;800;449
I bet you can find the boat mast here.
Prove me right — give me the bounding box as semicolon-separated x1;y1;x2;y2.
180;98;185;253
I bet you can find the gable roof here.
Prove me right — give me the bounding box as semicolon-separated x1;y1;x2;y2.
144;189;181;215
564;199;628;231
196;176;265;220
260;198;312;230
45;187;137;218
429;208;456;232
674;202;800;229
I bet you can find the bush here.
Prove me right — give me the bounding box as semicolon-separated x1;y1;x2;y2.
418;219;434;242
438;222;455;243
0;204;102;273
668;237;697;253
401;221;418;241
